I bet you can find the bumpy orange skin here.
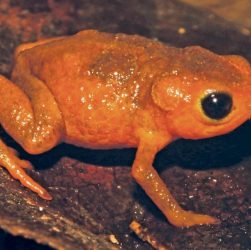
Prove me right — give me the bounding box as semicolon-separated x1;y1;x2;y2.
0;30;251;227
14;30;251;146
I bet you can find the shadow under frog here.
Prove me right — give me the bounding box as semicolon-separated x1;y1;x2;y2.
6;120;251;172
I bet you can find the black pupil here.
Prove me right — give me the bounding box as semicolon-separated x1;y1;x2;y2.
201;92;233;120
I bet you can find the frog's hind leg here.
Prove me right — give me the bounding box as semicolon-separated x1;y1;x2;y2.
0;72;64;199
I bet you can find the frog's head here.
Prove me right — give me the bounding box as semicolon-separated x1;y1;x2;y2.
151;46;251;139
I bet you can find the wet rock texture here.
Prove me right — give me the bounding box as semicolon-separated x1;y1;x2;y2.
0;0;250;249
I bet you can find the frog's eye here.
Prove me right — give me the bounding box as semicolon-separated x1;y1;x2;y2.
201;92;233;120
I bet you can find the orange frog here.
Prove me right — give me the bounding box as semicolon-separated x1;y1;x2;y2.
0;30;251;227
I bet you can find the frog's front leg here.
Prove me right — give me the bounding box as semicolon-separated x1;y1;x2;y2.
131;131;219;227
0;74;64;199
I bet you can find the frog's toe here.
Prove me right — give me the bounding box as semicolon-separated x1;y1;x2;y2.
15;158;34;170
7;147;33;169
168;210;220;227
8;146;19;156
8;164;52;200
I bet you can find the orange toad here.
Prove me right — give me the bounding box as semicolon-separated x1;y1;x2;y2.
0;30;250;227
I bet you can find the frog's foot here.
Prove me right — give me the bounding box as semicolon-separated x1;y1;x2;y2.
168;210;219;227
5;163;52;200
0;140;52;200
